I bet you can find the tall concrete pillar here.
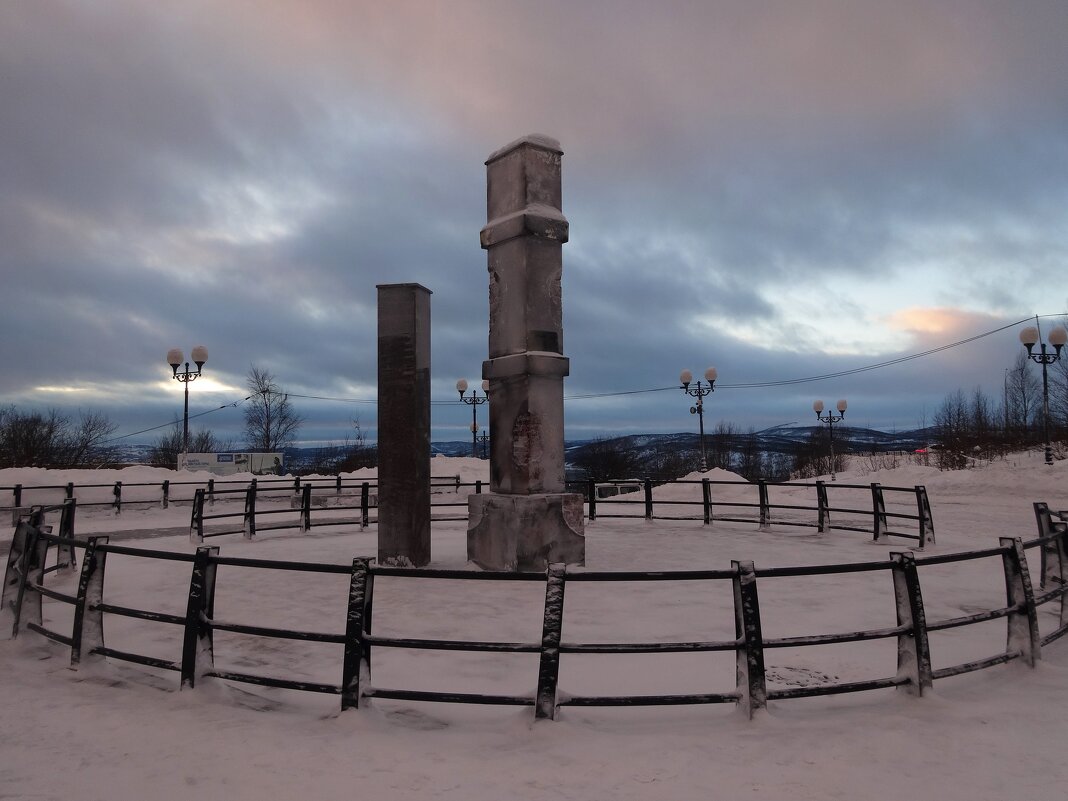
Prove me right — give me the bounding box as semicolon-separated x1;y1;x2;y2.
377;283;432;566
467;135;586;571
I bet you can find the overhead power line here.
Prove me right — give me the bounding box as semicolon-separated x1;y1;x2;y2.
712;314;1039;390
105;397;252;443
531;314;1058;398
104;312;1061;440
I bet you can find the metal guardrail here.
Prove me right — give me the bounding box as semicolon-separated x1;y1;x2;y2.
0;475;465;515
2;501;1062;719
181;476;935;547
4;476;934;546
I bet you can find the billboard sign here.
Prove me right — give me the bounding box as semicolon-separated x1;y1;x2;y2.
177;453;285;476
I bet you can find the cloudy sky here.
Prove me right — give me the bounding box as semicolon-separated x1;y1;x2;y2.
2;0;1066;445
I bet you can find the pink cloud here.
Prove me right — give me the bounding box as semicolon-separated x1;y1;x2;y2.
884;307;1004;341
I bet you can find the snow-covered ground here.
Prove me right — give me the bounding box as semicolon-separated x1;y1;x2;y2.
2;452;1066;800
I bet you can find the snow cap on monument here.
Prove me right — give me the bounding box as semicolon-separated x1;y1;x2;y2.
485;133;562;164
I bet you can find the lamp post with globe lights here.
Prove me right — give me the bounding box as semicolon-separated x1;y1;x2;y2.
680;367;717;472
813;398;847;481
457;379;490;458
167;345;208;454
1019;324;1067;466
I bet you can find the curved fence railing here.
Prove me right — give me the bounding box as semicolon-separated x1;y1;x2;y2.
3;475;935;547
0;475;463;515
2;501;1063;720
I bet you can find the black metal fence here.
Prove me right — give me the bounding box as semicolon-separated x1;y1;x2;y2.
0;475;463;516
3;500;1063;720
575;476;934;547
1;475;933;546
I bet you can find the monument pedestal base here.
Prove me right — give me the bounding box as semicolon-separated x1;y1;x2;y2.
467;493;586;571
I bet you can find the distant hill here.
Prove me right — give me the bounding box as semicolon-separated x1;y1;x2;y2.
117;426;937;475
561;426;937;481
564;425;933;456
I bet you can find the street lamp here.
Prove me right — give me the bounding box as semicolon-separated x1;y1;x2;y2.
457;378;490;458
477;429;490;459
813;398;847;481
167;345;208;454
1020;324;1067;466
680;367;717;472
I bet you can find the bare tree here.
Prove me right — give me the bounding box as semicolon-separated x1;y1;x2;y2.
299;416;376;474
970;386;995;460
0;407;62;467
243;365;303;452
0;406;116;468
336;416;375;471
147;421;231;468
735;428;764;481
707;421;739;470
1006;351;1041;445
570;437;641;482
792;426;851;478
648;444;695;480
934;389;971;469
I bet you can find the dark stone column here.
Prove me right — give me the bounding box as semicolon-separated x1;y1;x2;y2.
468;135;585;571
377;283;432;566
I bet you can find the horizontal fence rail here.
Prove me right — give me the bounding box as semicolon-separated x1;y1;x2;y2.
0;475;468;518
2;502;1063;721
5;474;935;547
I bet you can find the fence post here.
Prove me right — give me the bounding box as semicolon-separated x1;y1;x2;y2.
341;557;373;710
1;522;40;638
336;474;342;496
1033;502;1066;595
702;478;712;525
475;480;482;495
180;545;219;689
587;479;597;522
56;499;77;574
643;478;653;520
816;480;829;533
161;480;170;509
60;498;77;538
293;476;301;494
535;563;566;720
112;481;122;515
189;489;205;542
732;560;767;717
207;478;215;507
1050;514;1068;629
13;484;21;508
916;486;934;546
300;483;312;531
66;482;74;501
889;551;933;695
758;481;770;530
871;483;887;542
999;537;1041;667
360;482;370;529
11;520;49;638
243;480;257;540
70;535;109;668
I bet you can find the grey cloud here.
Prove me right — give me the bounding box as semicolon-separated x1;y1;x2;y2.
3;1;1066;445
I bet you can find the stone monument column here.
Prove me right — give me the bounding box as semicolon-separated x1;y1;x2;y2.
467;135;586;571
377;283;432;566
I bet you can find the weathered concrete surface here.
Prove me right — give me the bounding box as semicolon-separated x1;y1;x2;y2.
377;283;432;566
468;135;585;570
468;493;585;572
